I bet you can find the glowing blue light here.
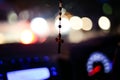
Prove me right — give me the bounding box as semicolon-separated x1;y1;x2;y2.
0;60;3;65
87;65;93;72
7;67;50;80
50;67;56;71
0;74;3;77
52;71;58;76
43;56;49;62
50;67;58;76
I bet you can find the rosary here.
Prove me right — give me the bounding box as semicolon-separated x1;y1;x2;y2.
56;0;64;54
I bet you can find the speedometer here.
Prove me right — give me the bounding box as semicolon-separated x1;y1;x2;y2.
86;52;112;76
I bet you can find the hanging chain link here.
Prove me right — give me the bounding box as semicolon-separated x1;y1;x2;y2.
56;0;64;54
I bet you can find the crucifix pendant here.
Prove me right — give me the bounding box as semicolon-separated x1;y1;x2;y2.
56;33;64;54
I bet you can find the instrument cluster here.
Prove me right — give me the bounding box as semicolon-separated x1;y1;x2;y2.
69;35;120;80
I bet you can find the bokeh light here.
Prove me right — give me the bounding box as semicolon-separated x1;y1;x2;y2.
7;11;18;24
55;17;70;34
103;3;112;15
98;16;111;30
20;30;37;44
30;17;49;37
70;16;83;30
81;17;93;31
19;10;30;20
68;30;84;43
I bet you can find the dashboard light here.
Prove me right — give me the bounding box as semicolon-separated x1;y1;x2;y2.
86;52;112;75
7;67;50;80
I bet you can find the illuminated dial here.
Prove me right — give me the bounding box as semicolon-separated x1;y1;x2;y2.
86;52;112;76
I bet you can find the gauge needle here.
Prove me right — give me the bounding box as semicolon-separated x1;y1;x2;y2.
88;66;101;76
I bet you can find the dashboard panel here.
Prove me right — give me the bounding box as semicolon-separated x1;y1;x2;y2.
0;56;60;80
0;35;120;80
70;35;120;80
0;43;61;80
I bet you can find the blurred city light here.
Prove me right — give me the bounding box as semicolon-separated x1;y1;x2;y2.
20;30;37;44
0;0;119;45
19;10;30;20
102;3;112;15
30;17;49;37
7;11;18;24
55;17;70;34
81;17;93;31
98;16;111;30
70;16;83;30
68;30;84;43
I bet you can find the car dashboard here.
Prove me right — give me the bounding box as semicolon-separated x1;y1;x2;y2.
0;34;120;80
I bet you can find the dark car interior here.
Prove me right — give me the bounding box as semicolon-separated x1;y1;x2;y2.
0;34;120;80
0;0;120;80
